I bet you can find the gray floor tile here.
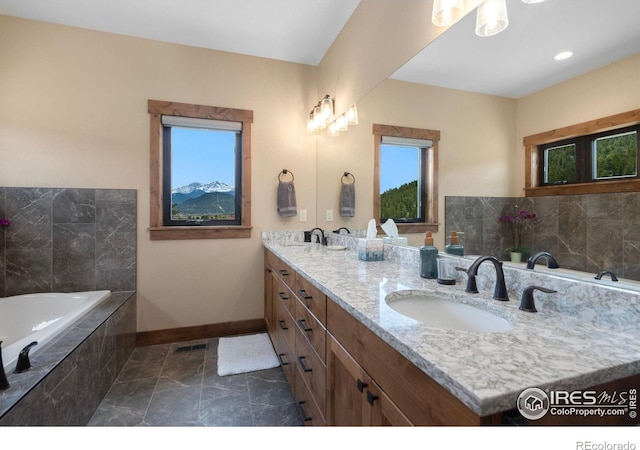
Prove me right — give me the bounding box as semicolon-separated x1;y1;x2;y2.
88;339;303;427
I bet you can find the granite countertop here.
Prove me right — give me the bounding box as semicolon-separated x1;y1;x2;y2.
263;240;640;417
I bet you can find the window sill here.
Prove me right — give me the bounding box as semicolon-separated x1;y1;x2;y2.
381;222;439;234
525;179;640;197
149;226;252;240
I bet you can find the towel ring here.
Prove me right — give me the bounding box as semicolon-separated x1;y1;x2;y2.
279;169;294;182
341;172;355;185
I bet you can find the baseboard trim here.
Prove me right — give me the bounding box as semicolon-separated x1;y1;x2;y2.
135;318;266;347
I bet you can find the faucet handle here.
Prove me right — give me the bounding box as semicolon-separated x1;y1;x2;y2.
520;286;557;313
14;341;38;374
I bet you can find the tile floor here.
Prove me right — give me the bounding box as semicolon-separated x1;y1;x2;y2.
88;336;304;426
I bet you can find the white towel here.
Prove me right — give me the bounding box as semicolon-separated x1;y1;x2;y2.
277;180;297;217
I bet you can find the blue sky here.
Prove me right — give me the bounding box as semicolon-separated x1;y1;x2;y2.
380;144;420;193
171;128;236;188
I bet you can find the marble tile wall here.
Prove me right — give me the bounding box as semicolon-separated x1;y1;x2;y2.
0;187;137;297
445;192;640;281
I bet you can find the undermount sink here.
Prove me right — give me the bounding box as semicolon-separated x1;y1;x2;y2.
385;290;514;333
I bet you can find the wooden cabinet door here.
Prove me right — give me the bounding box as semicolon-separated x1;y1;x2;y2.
367;380;413;426
264;259;274;338
326;334;370;426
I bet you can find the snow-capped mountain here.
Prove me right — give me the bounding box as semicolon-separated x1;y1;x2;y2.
172;181;234;195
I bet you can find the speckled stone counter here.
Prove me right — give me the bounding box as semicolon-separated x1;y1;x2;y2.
262;236;640;417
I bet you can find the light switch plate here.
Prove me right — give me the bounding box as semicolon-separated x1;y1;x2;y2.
299;209;307;222
326;210;334;221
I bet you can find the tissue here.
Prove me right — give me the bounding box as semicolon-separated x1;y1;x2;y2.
381;219;408;246
359;219;384;261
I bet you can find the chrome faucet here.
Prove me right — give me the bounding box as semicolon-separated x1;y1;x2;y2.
309;227;327;245
526;252;560;270
461;256;509;301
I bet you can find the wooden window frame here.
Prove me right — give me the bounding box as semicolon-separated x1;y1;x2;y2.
373;124;440;234
148;99;253;240
524;108;640;197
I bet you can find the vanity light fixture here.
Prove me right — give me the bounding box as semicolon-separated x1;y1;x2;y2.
431;0;465;27
307;94;334;133
346;104;359;125
475;0;509;37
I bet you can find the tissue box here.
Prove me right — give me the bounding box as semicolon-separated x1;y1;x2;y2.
358;238;384;261
382;237;408;246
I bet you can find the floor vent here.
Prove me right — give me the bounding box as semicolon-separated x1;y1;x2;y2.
175;343;208;353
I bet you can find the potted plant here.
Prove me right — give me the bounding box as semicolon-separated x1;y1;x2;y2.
499;209;536;262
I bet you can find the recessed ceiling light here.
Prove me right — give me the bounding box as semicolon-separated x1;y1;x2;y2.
554;51;574;61
522;0;545;3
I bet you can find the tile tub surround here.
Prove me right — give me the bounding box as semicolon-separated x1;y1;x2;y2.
445;193;640;281
0;187;137;297
262;239;640;418
0;291;136;425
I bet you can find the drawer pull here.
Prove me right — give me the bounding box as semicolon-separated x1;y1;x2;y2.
297;401;312;422
278;320;288;330
298;289;313;300
278;292;289;301
277;353;289;366
366;390;379;406
356;378;368;393
297;356;313;373
297;319;313;332
279;269;289;277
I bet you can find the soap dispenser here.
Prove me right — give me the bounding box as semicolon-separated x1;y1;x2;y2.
420;231;438;279
445;231;464;256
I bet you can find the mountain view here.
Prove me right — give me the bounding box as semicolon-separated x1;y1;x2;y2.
380;180;418;220
171;181;236;220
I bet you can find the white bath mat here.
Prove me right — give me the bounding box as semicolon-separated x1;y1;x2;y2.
217;333;280;376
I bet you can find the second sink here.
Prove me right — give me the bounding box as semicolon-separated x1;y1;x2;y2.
385;290;515;333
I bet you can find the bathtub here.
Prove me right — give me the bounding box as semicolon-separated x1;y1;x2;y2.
0;290;111;373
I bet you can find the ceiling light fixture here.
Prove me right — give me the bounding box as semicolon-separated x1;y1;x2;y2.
431;0;465;27
475;0;509;37
521;0;545;3
554;51;574;61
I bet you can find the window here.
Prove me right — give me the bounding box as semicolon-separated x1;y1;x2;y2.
539;125;638;186
373;124;440;233
524;108;640;197
148;100;253;240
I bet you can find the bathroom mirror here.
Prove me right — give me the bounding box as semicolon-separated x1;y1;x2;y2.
315;0;640;256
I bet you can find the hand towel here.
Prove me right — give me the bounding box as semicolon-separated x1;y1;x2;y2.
340;182;355;217
277;180;297;217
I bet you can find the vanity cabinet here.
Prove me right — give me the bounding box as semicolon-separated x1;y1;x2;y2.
264;249;327;425
326;334;411;426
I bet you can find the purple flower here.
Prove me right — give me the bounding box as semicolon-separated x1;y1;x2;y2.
0;219;10;227
498;209;536;251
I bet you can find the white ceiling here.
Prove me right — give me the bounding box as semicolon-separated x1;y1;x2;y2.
1;0;639;98
392;0;640;98
0;0;361;66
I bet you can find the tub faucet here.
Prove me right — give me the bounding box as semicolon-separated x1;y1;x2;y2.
595;270;618;282
309;228;327;245
461;256;509;301
526;252;560;270
14;341;38;374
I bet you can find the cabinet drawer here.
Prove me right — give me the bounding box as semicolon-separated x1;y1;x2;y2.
277;331;296;391
275;277;295;317
294;361;326;426
275;293;296;355
295;297;326;362
273;258;295;289
295;273;327;326
295;326;326;417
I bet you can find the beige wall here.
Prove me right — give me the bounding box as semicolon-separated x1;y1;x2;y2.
0;15;317;332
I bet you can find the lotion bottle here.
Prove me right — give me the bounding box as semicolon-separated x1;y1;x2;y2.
445;231;464;256
420;231;438;279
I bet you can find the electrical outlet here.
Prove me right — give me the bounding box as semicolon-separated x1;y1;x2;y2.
326;209;334;221
299;209;307;222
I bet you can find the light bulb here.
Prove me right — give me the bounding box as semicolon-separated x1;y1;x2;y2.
432;0;465;27
476;0;509;37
